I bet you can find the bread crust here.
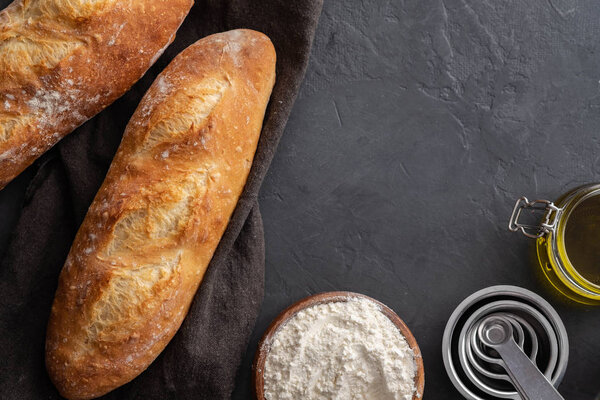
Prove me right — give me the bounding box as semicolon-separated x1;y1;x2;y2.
0;0;193;189
45;29;276;400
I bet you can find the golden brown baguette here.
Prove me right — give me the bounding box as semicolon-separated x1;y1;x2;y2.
45;29;276;400
0;0;193;189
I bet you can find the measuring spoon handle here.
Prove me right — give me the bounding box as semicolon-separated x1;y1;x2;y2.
494;337;564;400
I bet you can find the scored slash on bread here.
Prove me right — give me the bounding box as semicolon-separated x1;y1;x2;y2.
45;29;276;400
0;0;193;189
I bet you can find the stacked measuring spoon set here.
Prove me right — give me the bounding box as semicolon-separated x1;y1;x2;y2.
443;286;568;400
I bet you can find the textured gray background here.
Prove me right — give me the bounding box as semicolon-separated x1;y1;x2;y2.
231;0;600;398
1;0;600;399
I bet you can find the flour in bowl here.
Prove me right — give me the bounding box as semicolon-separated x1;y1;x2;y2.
263;297;417;400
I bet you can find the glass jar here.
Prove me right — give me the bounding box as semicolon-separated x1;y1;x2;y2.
510;184;600;305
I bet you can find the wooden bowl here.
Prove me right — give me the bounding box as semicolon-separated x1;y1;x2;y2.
252;291;424;400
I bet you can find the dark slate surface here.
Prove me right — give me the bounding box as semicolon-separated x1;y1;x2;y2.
232;1;600;399
2;1;600;399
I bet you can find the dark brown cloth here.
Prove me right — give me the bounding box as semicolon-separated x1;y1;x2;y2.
0;0;323;398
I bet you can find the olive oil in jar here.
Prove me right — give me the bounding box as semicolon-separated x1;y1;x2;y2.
511;184;600;304
563;194;600;286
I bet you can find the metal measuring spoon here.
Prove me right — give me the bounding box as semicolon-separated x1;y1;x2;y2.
467;314;532;384
477;316;564;400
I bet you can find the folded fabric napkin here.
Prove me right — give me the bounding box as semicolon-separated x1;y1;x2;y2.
0;0;323;398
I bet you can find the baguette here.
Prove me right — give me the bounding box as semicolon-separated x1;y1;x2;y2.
0;0;193;189
45;29;276;400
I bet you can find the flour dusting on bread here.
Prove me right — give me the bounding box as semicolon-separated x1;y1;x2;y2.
0;0;193;189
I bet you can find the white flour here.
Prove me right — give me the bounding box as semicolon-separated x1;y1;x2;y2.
263;297;417;400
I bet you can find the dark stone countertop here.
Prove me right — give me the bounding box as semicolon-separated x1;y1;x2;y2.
1;1;600;399
232;1;600;399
